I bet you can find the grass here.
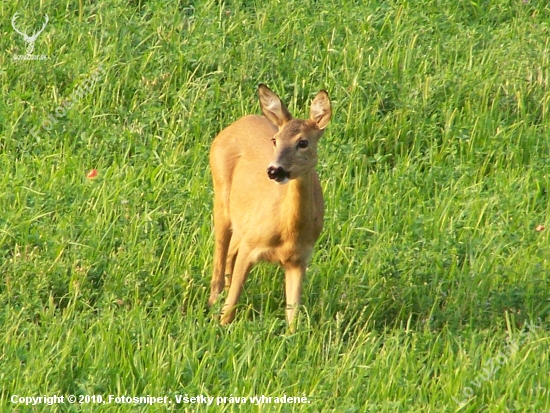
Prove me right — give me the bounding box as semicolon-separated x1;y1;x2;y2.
1;0;550;411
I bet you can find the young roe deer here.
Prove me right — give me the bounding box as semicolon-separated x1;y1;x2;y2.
208;84;331;331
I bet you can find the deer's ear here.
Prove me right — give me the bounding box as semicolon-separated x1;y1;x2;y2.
258;84;292;128
310;90;331;130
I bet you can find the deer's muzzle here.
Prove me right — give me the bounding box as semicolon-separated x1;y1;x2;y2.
267;165;290;183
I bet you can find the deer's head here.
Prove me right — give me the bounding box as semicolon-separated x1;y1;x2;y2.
258;84;332;184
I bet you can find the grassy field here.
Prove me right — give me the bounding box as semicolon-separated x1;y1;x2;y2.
1;0;550;411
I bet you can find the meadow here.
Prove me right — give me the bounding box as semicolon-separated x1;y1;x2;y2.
1;0;549;411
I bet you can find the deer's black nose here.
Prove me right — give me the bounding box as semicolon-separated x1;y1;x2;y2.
267;166;290;182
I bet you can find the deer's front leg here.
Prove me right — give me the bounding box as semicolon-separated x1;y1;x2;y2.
221;244;253;325
284;263;305;333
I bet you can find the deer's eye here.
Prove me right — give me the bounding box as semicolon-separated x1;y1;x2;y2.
297;140;309;149
271;138;276;146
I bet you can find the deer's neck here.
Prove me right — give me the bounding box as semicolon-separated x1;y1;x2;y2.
280;172;316;240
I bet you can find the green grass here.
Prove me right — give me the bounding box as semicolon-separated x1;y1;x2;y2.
1;0;550;411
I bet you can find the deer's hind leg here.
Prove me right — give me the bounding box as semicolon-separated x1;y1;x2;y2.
224;234;240;290
209;192;232;306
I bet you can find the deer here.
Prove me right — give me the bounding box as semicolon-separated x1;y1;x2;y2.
11;12;49;55
208;84;331;332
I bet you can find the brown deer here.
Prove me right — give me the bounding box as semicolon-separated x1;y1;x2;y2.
208;84;331;331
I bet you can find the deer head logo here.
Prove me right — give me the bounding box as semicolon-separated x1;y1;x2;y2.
11;12;49;55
